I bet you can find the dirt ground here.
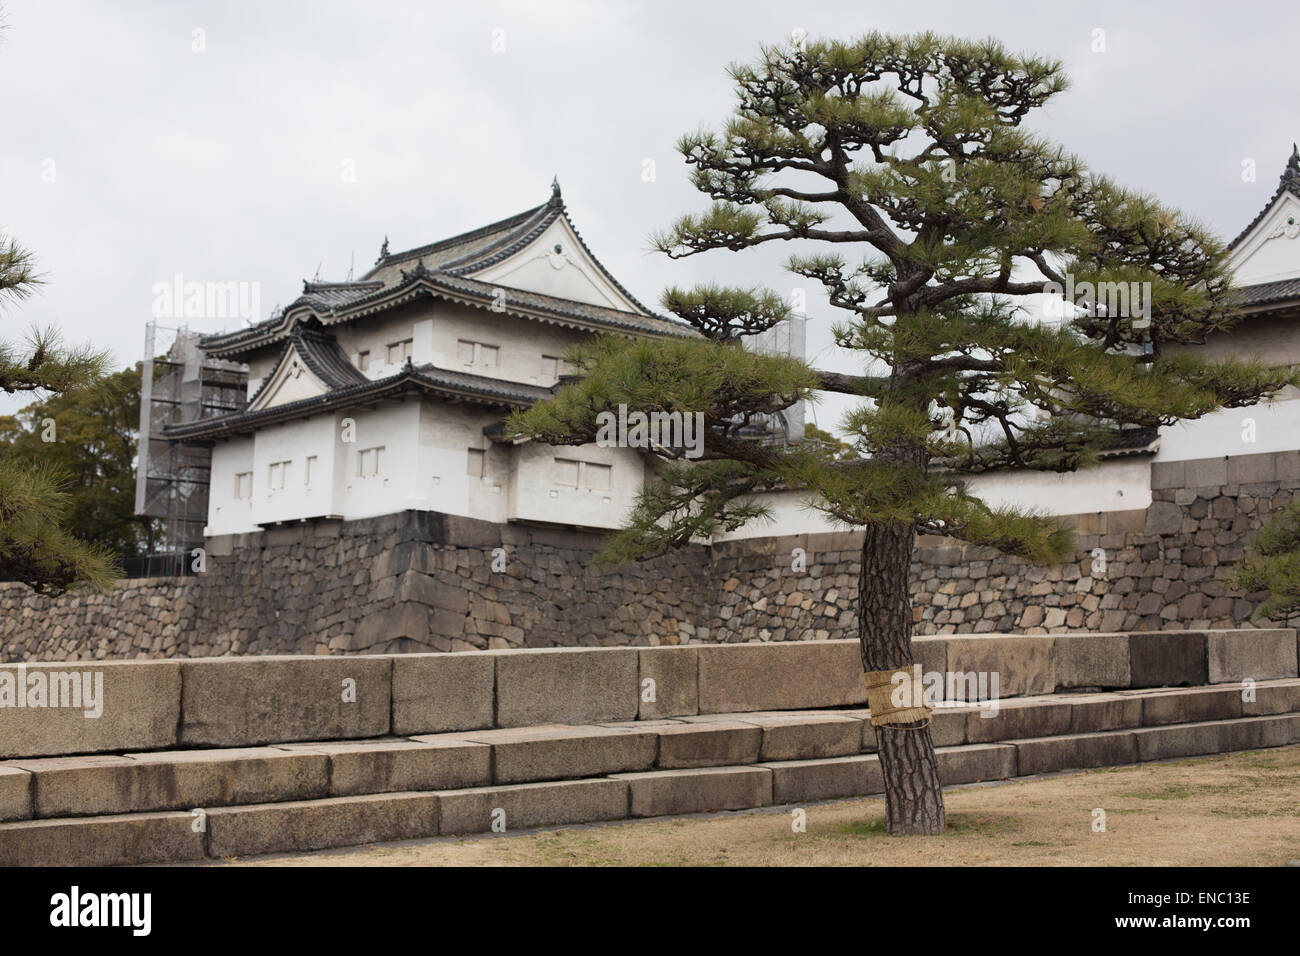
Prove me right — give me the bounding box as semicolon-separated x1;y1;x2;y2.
214;745;1300;867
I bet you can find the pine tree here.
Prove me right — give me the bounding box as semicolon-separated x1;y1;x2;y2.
1229;499;1300;623
509;32;1300;834
0;231;116;594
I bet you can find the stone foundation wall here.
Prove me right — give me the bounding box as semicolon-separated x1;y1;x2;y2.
3;450;1298;662
712;450;1300;639
1;511;711;661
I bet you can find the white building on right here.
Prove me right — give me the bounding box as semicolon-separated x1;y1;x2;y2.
720;145;1300;539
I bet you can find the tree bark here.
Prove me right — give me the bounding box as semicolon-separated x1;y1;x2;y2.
857;519;946;835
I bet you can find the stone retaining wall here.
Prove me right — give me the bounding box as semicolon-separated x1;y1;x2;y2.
4;629;1295;759
2;450;1298;662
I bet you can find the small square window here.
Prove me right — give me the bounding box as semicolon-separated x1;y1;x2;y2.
554;458;580;488
479;344;499;367
467;448;485;478
357;446;385;478
387;339;412;365
357;350;370;372
457;340;475;367
584;462;612;491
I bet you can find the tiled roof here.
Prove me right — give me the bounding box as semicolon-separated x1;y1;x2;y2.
163;362;552;441
293;321;370;389
201;182;679;358
1098;426;1159;457
202;265;695;358
1230;277;1300;310
243;320;366;408
1228;144;1300;251
364;203;551;276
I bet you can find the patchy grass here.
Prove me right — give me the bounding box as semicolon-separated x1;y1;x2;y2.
217;745;1300;867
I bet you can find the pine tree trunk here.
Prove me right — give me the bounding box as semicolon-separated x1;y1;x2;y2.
857;520;946;835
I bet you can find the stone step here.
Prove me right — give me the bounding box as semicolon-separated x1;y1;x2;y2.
6;628;1295;759
3;679;1298;824
5;710;1296;865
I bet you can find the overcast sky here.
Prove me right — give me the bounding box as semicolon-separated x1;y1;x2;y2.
2;0;1297;430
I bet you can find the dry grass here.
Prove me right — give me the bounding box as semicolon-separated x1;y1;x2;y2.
217;745;1300;867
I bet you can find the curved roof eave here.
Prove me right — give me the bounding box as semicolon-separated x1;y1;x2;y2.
200;271;697;357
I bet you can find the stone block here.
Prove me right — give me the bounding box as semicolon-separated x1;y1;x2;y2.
943;635;1055;698
1068;694;1144;733
1136;686;1242;726
912;636;948;677
696;640;864;714
965;697;1073;743
764;754;884;803
612;766;773;817
935;744;1017;785
1128;631;1208;688
396;571;470;613
1184;457;1227;488
1227;453;1278;485
180;656;391;747
349;602;437;651
1053;633;1131;689
1219;714;1300;750
13;749;328;818
1013;731;1137;775
436;779;628;835
1144;501;1185;535
827;708;877;751
451;725;655;783
285;738;490;795
1242;679;1300;716
1206;629;1298;683
654;720;762;768
0;811;204;866
1133;721;1228;761
927;706;977;747
0;766;31;822
735;713;863;761
391;653;494;735
638;646;698;719
0;661;180;759
1131;716;1296;761
1150;460;1186;490
205;792;440;858
492;647;639;727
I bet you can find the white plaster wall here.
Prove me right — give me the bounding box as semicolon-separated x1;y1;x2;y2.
331;308;432;379
712;457;1154;542
472;217;641;312
243;347;282;399
337;401;423;518
205;435;255;535
709;491;840;541
508;440;644;529
962;457;1152;513
248;414;340;527
423;301;587;385
328;300;586;386
1229;192;1300;285
1155;397;1300;462
412;402;508;522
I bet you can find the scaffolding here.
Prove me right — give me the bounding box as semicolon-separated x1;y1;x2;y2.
742;315;807;445
133;322;248;572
